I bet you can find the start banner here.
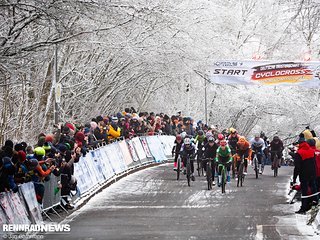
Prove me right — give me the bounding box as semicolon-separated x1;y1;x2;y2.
209;60;320;87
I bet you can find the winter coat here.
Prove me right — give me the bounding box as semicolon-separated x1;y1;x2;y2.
294;142;317;181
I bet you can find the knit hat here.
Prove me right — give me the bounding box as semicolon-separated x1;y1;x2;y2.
307;138;316;147
14;143;24;152
45;134;54;143
298;132;306;143
57;144;67;153
5;140;14;149
96;116;104;122
75;131;85;142
62;126;70;134
117;112;123;119
84;127;90;135
17;150;26;162
37;136;46;147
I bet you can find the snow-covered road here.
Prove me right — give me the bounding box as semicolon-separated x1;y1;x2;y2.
46;164;318;240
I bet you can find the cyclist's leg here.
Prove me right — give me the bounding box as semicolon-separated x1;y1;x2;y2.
277;151;283;167
190;159;195;174
271;152;276;169
190;158;196;181
217;164;222;185
182;156;186;171
257;152;263;173
226;162;231;182
174;153;178;169
203;159;207;172
244;151;249;173
211;161;216;182
236;159;240;173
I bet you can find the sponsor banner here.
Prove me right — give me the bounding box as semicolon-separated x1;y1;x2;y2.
0;193;17;224
7;192;30;225
118;140;134;166
127;139;140;162
19;182;43;224
140;137;153;158
83;152;100;187
0;205;7;226
74;155;96;195
103;143;127;174
146;136;167;162
209;60;320;87
114;142;128;172
132;137;147;161
99;146;115;179
158;135;175;156
90;150;107;183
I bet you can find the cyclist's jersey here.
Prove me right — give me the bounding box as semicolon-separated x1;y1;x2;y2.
203;143;219;159
180;143;196;157
269;140;284;152
195;135;206;149
249;138;265;152
215;146;232;163
228;134;240;150
236;140;250;151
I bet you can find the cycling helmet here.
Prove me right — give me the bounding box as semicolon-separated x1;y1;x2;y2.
238;136;246;142
198;130;204;136
230;128;237;134
206;131;213;139
273;136;280;141
176;135;182;141
220;140;227;146
34;147;46;156
254;133;260;138
218;133;224;141
181;132;187;139
184;137;191;145
208;137;215;143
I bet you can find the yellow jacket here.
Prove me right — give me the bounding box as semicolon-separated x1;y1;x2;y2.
108;125;121;140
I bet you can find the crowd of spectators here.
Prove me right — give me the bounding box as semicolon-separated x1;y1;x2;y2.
0;107;203;209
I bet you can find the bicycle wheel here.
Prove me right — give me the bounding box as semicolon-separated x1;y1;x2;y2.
237;162;242;187
254;157;258;179
206;162;212;190
177;157;181;180
274;158;278;177
221;168;226;193
197;157;201;177
187;158;191;187
239;163;244;187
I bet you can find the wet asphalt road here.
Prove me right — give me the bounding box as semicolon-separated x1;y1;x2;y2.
44;163;318;240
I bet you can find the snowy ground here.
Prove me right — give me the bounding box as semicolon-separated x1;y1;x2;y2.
44;163;319;240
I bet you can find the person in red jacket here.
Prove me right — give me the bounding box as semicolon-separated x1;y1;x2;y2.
294;137;318;214
307;139;320;192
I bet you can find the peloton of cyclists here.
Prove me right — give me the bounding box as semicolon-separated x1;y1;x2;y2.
173;127;285;185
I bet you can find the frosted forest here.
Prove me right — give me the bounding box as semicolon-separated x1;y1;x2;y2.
1;0;320;144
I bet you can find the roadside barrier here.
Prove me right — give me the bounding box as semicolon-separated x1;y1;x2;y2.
0;135;175;226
